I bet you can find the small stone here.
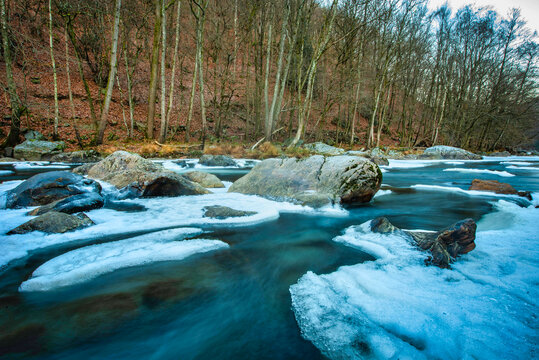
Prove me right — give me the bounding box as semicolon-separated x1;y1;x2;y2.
203;205;256;219
7;211;94;234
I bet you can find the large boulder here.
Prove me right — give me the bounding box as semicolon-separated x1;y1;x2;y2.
87;151;210;197
203;205;256;219
199;154;237;167
303;142;345;156
50;150;102;163
182;171;224;188
13;140;66;161
422;145;482;160
5;171;102;208
371;217;477;268
28;193;105;216
7;211;94;234
228;155;382;207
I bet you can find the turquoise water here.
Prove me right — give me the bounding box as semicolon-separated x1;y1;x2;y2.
0;157;537;359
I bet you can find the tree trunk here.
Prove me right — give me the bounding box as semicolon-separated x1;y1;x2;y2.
1;0;21;148
96;0;122;145
158;0;167;143
263;20;273;139
147;0;162;139
124;47;134;138
64;28;83;148
48;0;59;139
165;0;182;141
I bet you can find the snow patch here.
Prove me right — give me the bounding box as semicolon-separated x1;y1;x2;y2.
290;201;539;359
443;168;515;177
19;228;228;291
373;190;392;198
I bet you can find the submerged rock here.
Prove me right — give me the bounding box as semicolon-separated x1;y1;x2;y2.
87;151;210;197
422;145;482;160
203;205;256;219
13;140;66;161
229;155;382;207
5;171;102;208
50;150;102;163
7;211;94;234
182;171;224;188
28;193;104;216
371;216;477;268
303;142;345;156
469;179;532;200
198;154;236;167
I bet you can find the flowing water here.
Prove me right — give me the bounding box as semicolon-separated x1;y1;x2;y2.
0;157;537;359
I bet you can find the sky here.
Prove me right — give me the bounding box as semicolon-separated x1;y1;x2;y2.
428;0;539;34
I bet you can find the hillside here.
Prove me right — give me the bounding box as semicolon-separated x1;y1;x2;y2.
1;0;538;154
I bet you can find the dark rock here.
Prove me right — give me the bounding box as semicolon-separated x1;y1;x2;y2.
104;200;147;212
50;150;102;163
6;171;102;208
3;147;13;157
28;193;104;216
229;155;382;207
370;217;477;268
199;154;236;167
203;205;256;219
370;217;400;233
182;171;224;188
422;145;482;160
87;151;210;197
7;211;94;234
517;191;533;201
13;140;66;161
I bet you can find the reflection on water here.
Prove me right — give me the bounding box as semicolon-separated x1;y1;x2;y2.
0;157;537;359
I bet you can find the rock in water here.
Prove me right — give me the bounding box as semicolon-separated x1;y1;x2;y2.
5;171;102;208
469;179;517;194
182;171;224;188
469;179;532;200
198;155;236;167
371;217;477;268
7;211;94;234
422;145;482;160
303;142;345;156
228;155;382;207
28;193;105;216
50;150;102;163
203;205;256;219
87;151;209;197
13;140;66;161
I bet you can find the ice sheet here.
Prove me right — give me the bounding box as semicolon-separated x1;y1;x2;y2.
290;201;539;359
19;228;228;291
443;168;515;177
0;188;344;268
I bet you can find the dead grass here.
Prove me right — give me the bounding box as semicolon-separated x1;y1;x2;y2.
204;143;246;158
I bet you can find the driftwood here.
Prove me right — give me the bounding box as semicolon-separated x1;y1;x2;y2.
251;127;284;150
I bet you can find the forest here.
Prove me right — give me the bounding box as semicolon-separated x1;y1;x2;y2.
1;0;538;152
